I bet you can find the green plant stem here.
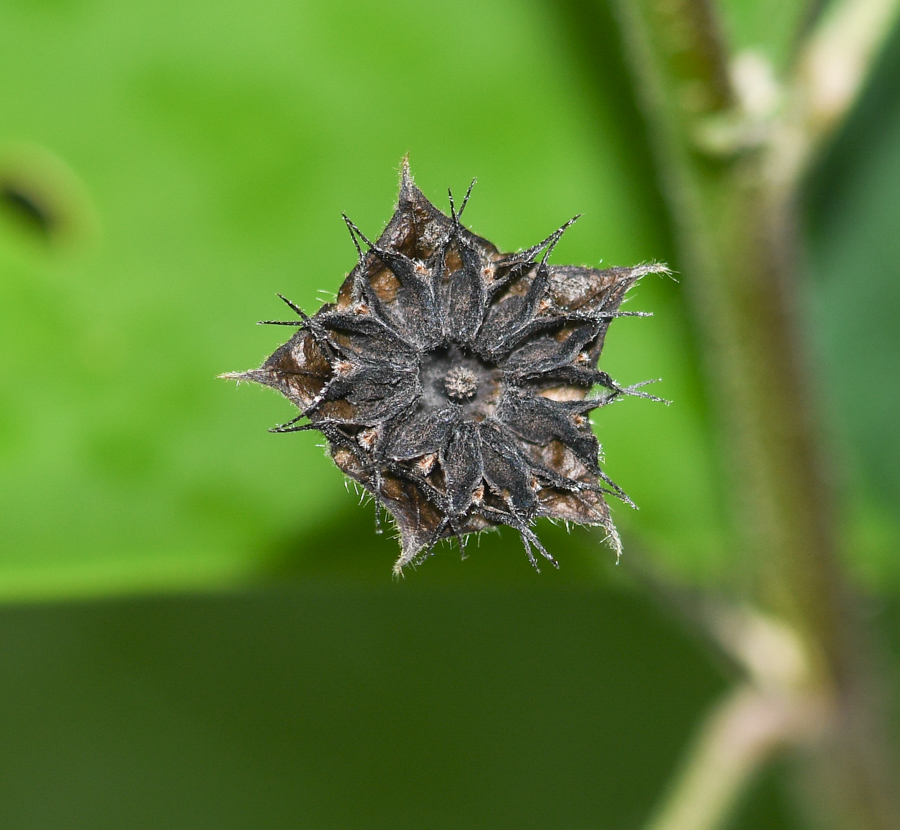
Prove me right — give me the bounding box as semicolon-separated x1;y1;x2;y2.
775;0;900;186
642;603;828;830
605;0;900;827
644;683;826;830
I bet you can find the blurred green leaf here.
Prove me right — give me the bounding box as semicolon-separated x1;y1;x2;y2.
0;0;732;598
0;0;897;599
807;20;900;590
0;580;804;830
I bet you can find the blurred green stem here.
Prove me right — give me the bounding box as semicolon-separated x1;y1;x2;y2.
777;0;900;186
642;603;827;830
605;0;900;827
643;683;824;830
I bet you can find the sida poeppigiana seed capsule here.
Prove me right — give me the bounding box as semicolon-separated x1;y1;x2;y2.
222;159;668;575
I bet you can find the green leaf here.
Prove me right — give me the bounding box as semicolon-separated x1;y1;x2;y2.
3;0;895;599
807;22;900;590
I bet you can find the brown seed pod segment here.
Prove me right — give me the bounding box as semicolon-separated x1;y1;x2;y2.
224;159;668;574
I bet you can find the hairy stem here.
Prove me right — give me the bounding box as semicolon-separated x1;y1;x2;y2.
605;0;900;827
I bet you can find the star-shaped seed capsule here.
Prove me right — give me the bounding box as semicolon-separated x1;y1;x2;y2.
223;160;668;575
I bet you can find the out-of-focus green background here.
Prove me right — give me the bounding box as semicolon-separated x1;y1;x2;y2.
0;1;897;827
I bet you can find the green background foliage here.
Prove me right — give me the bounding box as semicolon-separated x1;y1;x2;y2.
0;0;896;827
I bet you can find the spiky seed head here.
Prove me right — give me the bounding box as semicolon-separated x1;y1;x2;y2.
223;159;668;573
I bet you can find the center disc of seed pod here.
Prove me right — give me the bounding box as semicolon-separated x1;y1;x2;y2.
443;366;478;402
418;346;501;419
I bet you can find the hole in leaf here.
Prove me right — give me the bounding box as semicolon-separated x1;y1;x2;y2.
0;181;57;240
0;143;99;251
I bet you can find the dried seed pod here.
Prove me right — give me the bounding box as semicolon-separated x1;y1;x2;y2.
223;160;668;574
